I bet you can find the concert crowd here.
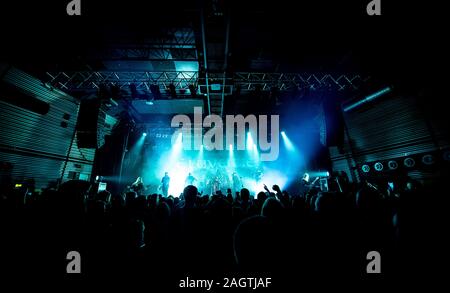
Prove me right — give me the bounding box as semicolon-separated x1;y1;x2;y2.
0;173;445;285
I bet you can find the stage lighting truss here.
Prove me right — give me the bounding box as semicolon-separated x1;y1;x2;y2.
229;72;369;92
359;151;445;177
45;71;200;93
45;71;368;93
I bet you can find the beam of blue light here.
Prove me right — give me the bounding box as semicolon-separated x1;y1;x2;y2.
129;135;146;154
246;132;254;151
167;164;189;197
166;132;183;168
281;131;295;152
252;144;259;161
172;132;183;152
196;144;204;163
160;132;185;196
343;86;391;112
228;144;235;170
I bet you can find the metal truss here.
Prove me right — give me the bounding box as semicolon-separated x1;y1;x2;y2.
46;71;368;92
210;72;369;91
46;71;199;91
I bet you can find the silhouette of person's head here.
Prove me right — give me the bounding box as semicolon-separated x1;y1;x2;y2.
315;192;336;214
183;185;198;208
261;197;284;219
257;191;267;203
240;188;250;202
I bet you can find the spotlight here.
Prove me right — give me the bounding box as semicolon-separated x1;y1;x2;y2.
404;158;415;168
362;164;370;173
142;132;147;137
388;160;398;170
422;154;435;165
374;162;383;171
302;173;310;184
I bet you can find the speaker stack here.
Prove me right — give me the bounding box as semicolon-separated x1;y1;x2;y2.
76;99;106;149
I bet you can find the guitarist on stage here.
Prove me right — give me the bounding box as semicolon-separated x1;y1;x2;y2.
131;176;146;196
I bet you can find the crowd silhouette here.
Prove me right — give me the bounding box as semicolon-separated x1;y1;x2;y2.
0;175;445;285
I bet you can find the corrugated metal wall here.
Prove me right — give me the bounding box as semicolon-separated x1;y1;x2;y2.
0;67;96;190
330;93;450;183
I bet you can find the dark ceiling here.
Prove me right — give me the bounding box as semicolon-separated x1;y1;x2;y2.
0;0;446;93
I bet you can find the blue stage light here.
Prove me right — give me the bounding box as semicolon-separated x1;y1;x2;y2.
281;131;295;151
247;132;254;151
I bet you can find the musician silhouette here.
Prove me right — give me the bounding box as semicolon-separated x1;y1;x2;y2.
161;172;170;197
131;176;145;195
185;172;196;186
232;172;242;193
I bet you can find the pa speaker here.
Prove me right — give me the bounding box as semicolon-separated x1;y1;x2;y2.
76;99;106;149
